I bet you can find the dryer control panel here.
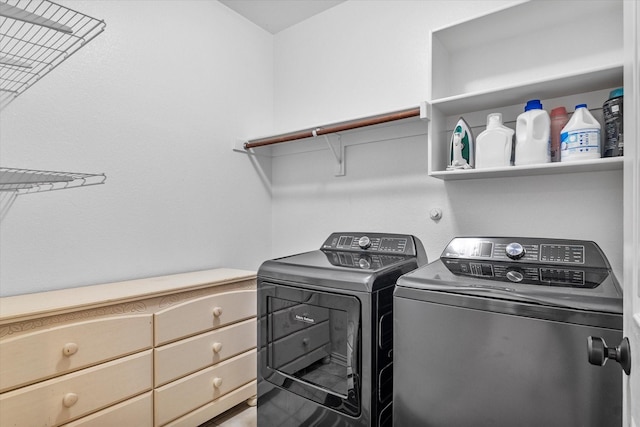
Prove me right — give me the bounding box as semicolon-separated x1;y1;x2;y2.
321;232;421;256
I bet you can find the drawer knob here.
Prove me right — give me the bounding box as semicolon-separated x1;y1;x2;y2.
63;392;79;408
213;377;223;388
62;343;78;357
213;306;223;317
212;342;223;353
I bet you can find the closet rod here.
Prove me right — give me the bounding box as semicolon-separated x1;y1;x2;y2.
244;106;420;149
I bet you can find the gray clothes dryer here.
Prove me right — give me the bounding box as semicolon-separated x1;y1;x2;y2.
257;232;427;427
393;236;625;427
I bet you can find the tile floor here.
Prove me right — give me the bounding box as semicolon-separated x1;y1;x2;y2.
199;404;256;427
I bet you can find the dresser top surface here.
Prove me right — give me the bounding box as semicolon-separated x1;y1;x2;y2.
0;268;256;324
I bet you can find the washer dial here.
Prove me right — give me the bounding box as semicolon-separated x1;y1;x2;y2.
505;242;525;260
358;257;371;269
506;269;525;283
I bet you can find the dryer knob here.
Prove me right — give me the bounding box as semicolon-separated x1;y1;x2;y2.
505;242;525;260
358;236;371;249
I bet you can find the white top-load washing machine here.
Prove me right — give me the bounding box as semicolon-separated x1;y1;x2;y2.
393;236;627;427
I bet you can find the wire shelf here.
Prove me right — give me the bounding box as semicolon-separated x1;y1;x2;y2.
0;167;106;220
0;0;105;109
0;167;105;193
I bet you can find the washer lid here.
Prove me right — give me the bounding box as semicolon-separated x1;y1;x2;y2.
396;237;623;314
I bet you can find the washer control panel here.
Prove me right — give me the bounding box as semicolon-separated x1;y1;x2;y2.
441;237;598;266
439;237;611;288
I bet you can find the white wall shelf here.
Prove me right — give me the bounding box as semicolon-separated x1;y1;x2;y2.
427;0;624;180
430;1;623;101
430;65;623;117
430;157;623;181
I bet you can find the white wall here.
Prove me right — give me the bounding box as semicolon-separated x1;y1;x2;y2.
268;0;625;279
0;0;625;296
273;0;516;132
0;1;274;296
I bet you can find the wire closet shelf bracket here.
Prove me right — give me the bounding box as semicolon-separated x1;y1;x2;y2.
0;0;105;109
0;167;106;221
0;1;107;222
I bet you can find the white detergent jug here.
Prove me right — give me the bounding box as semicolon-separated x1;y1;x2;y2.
475;113;515;169
560;104;601;162
515;99;550;166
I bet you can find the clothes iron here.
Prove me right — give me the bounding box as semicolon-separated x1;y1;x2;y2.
447;117;474;170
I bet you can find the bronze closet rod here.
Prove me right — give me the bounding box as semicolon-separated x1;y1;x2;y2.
244;106;421;149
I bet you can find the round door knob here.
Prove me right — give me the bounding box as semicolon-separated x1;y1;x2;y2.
587;336;631;375
358;236;371;249
63;393;79;408
212;342;223;353
505;242;525;260
302;338;309;346
213;377;223;388
212;307;223;317
62;343;78;357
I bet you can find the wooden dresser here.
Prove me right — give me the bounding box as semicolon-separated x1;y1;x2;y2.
0;268;257;427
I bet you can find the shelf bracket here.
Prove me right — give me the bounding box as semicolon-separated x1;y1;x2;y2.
420;101;432;122
314;129;345;176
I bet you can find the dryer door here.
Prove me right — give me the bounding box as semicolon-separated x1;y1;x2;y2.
259;282;361;416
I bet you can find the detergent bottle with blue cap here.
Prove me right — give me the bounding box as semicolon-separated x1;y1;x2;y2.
560;104;601;162
515;99;550;166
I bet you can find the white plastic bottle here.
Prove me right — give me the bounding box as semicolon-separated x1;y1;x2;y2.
514;99;551;166
475;113;515;169
560;104;601;162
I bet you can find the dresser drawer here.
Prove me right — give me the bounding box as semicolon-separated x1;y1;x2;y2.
154;349;256;426
154;318;256;386
0;314;153;393
0;350;152;427
62;391;152;427
154;290;255;345
164;381;256;427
